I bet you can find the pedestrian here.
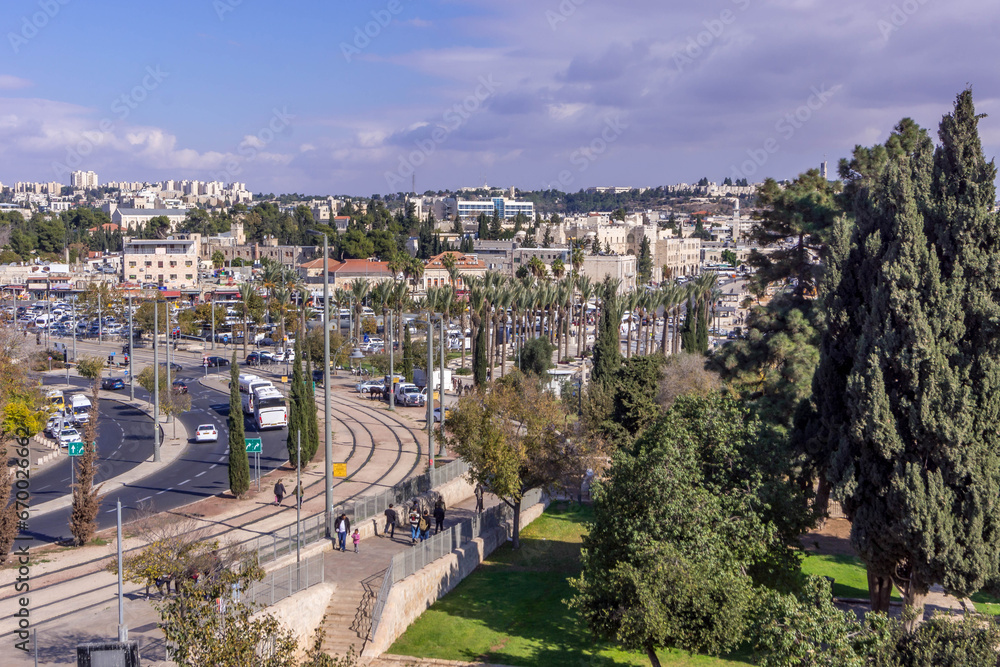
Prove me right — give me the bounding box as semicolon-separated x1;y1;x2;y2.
291;483;303;508
419;511;431;542
474;483;484;513
408;504;421;544
335;513;351;552
273;480;286;506
433;500;445;534
383;504;397;538
352;528;361;553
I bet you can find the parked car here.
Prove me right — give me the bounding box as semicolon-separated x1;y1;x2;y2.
45;413;68;437
194;424;218;443
312;368;324;384
245;352;265;366
160;361;182;372
356;379;384;394
433;407;452;423
57;427;81;448
204;356;230;367
101;377;125;390
172;379;188;394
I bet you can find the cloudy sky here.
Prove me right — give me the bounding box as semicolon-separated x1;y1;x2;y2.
0;0;997;196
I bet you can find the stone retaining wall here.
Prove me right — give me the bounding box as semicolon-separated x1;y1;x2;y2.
363;498;549;657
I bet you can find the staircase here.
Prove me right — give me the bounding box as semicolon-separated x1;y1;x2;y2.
319;550;393;658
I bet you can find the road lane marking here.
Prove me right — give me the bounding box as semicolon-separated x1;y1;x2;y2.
177;479;189;486
195;471;206;477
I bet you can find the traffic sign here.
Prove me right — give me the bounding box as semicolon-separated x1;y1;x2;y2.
67;441;84;456
244;438;262;453
363;334;370;343
333;463;347;478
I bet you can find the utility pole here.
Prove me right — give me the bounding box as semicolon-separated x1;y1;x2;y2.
296;430;301;568
439;311;446;456
427;309;434;468
388;310;395;410
71;296;77;363
153;302;160;462
116;498;128;641
127;295;134;400
211;298;216;350
97;292;102;344
322;235;333;535
165;300;171;423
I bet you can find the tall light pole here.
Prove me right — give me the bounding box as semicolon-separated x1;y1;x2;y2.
127;295;134;400
97;291;102;345
426;307;434;468
388;306;395;411
153;301;160;462
318;233;333;534
439;310;446;456
116;498;127;642
164;300;171;423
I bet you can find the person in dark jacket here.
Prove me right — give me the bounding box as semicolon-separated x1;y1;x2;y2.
433;500;445;533
383;504;398;538
335;513;351;552
273;480;286;506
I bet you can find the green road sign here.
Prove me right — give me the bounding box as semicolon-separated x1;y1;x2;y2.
245;438;262;454
67;441;84;456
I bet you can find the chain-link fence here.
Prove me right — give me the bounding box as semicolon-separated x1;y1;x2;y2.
245;552;326;607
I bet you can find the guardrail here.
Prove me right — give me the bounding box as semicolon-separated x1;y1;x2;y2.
251;512;326;565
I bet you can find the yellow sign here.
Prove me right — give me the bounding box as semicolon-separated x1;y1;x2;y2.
280;376;288;383
333;463;347;478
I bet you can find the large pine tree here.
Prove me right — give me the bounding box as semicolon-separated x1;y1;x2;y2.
228;351;250;498
824;90;1000;625
590;277;623;385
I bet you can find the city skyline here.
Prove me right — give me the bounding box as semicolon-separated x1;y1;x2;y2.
0;0;996;196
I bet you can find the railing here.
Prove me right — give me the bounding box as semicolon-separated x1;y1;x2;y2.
250;512;326;565
245;552;325;607
326;458;470;535
368;487;542;640
245;459;471;565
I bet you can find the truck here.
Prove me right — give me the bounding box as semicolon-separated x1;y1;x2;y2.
413;367;452;394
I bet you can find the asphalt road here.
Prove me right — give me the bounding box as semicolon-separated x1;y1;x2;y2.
23;367;290;545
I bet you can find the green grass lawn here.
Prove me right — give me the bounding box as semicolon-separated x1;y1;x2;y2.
799;553;900;602
388;503;752;667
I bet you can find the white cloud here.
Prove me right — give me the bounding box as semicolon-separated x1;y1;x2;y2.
0;75;32;90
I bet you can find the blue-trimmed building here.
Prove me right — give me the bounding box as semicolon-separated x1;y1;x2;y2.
454;197;534;221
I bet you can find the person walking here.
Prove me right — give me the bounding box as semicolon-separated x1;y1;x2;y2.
273;480;286;506
352;528;361;553
408;504;421;544
433;499;446;534
418;511;431;542
474;483;484;513
291;483;303;508
383;504;398;538
335;513;351;552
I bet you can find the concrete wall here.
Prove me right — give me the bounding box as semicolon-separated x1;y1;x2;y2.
364;499;548;657
266;581;336;660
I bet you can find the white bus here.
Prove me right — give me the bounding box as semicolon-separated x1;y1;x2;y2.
253;386;288;429
237;374;273;413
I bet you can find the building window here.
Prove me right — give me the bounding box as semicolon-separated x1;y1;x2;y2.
128;261;136;268
158;261;163;268
186;274;193;280
185;261;192;267
170;261;177;268
145;261;152;267
170;274;177;280
128;275;136;281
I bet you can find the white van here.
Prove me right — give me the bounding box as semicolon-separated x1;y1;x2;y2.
70;394;92;425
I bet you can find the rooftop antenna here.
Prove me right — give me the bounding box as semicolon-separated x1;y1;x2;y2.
412;173;416;196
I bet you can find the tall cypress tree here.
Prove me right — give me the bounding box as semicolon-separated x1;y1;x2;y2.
286;340;304;468
303;350;319;462
680;297;697;353
591;277;623;385
695;298;709;353
473;322;487;386
825;90;1000;625
402;324;414;382
228;351;250;498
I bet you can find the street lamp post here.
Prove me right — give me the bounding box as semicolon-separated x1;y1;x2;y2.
439;312;446;456
153;302;160;462
427;311;434;469
127;295;134;400
165;300;171;423
388;310;395;410
306;230;335;536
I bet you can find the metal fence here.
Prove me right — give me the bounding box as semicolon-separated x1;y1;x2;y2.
245;459;470;566
369;487;542;640
246;553;325;607
327;459;470;534
250;512;327;565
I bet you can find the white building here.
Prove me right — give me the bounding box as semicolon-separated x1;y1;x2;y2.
453;197;534;221
122;235;201;290
70;170;99;188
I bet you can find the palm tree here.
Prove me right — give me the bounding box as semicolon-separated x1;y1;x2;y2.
271;287;292;353
371;280;392;354
349;278;370;341
238;282;256;357
551;258;566;281
404;256;425;294
571;245;584;280
576;275;593;358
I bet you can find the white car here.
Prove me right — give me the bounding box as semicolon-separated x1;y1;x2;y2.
356;379;384;394
194;424;219;443
57;427;81;448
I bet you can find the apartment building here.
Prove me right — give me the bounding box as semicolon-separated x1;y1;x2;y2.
122;236;200;290
452;197;534;221
70;170;99;188
423;252;487;291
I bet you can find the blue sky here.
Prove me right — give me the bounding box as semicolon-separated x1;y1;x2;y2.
0;0;997;196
